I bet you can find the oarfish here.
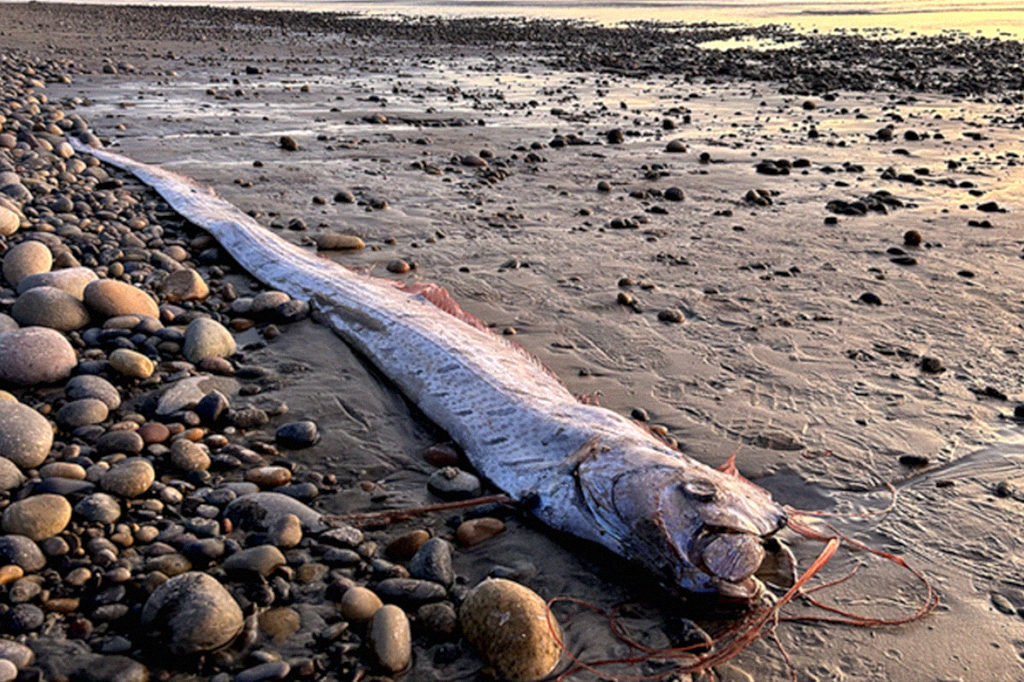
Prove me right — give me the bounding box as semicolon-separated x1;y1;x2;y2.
70;139;788;602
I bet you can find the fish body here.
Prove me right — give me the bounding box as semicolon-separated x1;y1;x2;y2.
71;139;787;601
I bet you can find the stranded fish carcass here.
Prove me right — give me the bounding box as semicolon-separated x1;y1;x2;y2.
69;138;790;604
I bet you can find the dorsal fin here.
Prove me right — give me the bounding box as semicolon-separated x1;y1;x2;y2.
397;281;492;334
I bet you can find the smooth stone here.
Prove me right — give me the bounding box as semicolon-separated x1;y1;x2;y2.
0;205;19;237
368;605;411;674
235;660;291;682
257;608;301;643
65;375;121;410
107;348;154;379
0;639;34;668
374;578;447;607
162;268;209;302
73;493;121;524
141;571;244;654
16;267;98;299
267;513;302;549
0;401;52;469
339;586;383;623
39;462;86;480
83;279;160;319
460;578;562;682
0;315;16;333
275;420;319;448
2;241;52;287
54;398;109;431
222;544;286;578
427;466;482;500
245;466;292;488
456;517;507;547
0;457;26;492
410;537;455;588
6;604;44;633
28;640;147;682
100;457;155;498
0;535;46;572
2;494;72;541
224;491;325;533
183;317;236;363
170;439;210;471
250;291;290;317
156;376;237;416
145;553;192;576
11;286;90;331
417;602;459;638
0;327;76;385
95;430;145;455
385;529;430;561
315;233;364;250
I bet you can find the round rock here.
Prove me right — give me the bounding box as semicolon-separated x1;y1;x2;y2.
107;348;154;379
224;492;325;534
460;578;562;682
100;457;155;498
83;279;159;319
0;535;46;572
170;439;211;472
0;457;26;492
183;317;236;363
0;205;20;237
16;267;98;299
73;492;122;524
2;241;52;287
2;494;72;541
368;605;411;674
0;327;76;385
0;401;53;469
339;585;383;623
11;286;90;331
410;537;455;588
222;545;286;578
65;375;121;410
427;466;481;500
275;420;319;449
54;398;109;431
163;268;209;303
141;571;244;654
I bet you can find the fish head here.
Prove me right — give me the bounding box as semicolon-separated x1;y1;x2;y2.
653;469;788;601
586;443;787;603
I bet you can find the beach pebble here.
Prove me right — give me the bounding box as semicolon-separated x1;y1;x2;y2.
275;420;319;448
409;537;455;588
54;398;109;431
0;458;26;492
66;375;121;410
222;544;286;577
427;466;481;500
0;315;16;333
460;578;562;681
170;439;211;472
418;602;459;637
663;186;685;201
73;492;121;524
224;491;325;533
268;513;302;548
334;190;356;203
665;139;686;153
257;608;301;643
339;585;384;622
141;571;244;654
246;466;292;488
375;578;447;607
0;327;76;385
0;536;46;573
107;348;155;379
235;661;290;682
456;517;506;547
315;233;364;250
11;286;90;331
2;241;52;287
162;268;209;302
368;605;411;673
83;279;160;319
95;429;144;456
0;401;53;469
0;639;34;669
100;457;155;498
16;267;98;298
2;494;72;541
183;317;236;363
0;205;20;237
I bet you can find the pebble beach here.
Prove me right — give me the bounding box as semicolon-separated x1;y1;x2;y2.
4;3;1024;681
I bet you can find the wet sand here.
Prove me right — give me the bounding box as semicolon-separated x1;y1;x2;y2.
6;3;1024;680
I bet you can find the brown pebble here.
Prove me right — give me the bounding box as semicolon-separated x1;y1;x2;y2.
423;443;460;467
245;466;292;488
456;517;506;547
387;260;411;274
138;422;171;444
385;530;430;561
339;585;383;622
0;565;23;585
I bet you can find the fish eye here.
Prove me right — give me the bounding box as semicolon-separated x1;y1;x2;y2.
681;479;718;503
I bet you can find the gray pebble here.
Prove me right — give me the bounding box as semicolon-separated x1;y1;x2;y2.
73;493;122;524
0;535;46;572
100;457;154;498
0;401;52;469
0;639;34;669
11;286;90;331
141;572;244;654
66;375;121;410
410;537;455;588
275;420;319;448
374;577;447;607
427;466;482;500
222;545;286;578
368;604;411;673
2;241;52;287
54;398;109;431
95;430;144;455
16;266;98;298
183;317;236;363
0;327;77;385
235;660;290;682
0;457;25;492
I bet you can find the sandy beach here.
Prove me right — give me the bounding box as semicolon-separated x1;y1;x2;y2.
4;3;1024;680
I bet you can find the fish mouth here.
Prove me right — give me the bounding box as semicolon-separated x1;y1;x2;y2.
688;522;789;602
